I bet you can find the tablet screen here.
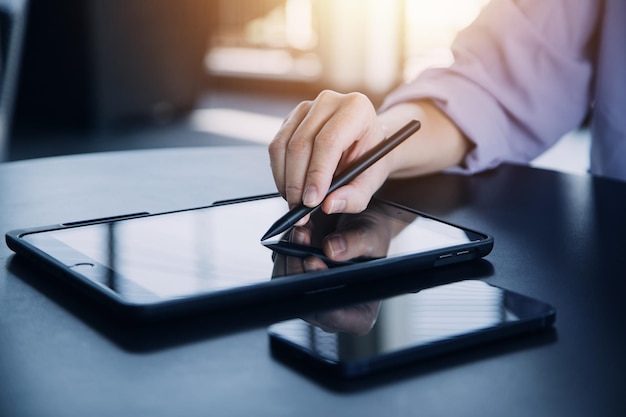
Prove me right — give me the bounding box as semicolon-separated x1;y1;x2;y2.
20;196;485;303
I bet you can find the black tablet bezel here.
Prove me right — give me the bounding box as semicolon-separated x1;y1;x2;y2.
5;194;494;320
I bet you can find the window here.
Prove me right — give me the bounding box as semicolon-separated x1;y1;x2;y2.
205;0;490;96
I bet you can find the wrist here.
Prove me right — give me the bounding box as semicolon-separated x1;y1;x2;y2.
378;100;471;178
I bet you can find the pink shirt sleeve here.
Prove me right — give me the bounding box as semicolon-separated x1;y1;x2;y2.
380;0;601;174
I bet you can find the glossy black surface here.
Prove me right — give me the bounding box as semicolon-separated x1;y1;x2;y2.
269;280;555;377
1;147;625;416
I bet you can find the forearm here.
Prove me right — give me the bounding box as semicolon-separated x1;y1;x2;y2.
377;100;473;179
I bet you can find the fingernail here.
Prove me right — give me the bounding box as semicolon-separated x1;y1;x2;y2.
327;235;346;257
302;186;318;207
327;199;346;214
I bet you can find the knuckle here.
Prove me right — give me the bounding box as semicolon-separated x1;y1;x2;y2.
285;183;304;200
285;183;303;193
345;92;370;109
306;166;327;182
268;137;284;155
314;129;339;148
292;100;312;115
316;89;340;102
286;135;312;156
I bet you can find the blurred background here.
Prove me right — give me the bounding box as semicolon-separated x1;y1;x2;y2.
5;0;588;174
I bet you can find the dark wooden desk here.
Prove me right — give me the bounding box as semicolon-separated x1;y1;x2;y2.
1;147;624;416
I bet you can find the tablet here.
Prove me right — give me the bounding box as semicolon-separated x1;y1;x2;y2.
5;194;493;319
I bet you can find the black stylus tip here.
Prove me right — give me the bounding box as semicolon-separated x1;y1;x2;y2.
261;229;277;241
261;219;288;241
261;204;314;241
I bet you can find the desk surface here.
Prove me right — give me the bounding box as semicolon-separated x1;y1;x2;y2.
1;146;624;417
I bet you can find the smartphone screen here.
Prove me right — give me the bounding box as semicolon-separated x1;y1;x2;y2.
269;280;555;378
16;196;491;305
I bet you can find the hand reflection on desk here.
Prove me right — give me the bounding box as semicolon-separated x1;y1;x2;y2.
305;300;381;336
269;202;414;334
271;244;383;335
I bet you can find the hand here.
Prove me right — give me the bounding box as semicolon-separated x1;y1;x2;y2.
269;92;473;223
268;90;390;219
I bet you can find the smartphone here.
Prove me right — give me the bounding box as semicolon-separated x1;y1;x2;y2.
269;280;556;379
6;194;493;319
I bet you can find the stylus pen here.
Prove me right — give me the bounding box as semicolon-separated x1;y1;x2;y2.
261;119;421;241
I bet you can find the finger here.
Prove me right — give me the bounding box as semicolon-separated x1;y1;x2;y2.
303;93;378;208
294;212;311;227
322;166;387;214
283;96;343;207
268;101;312;199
